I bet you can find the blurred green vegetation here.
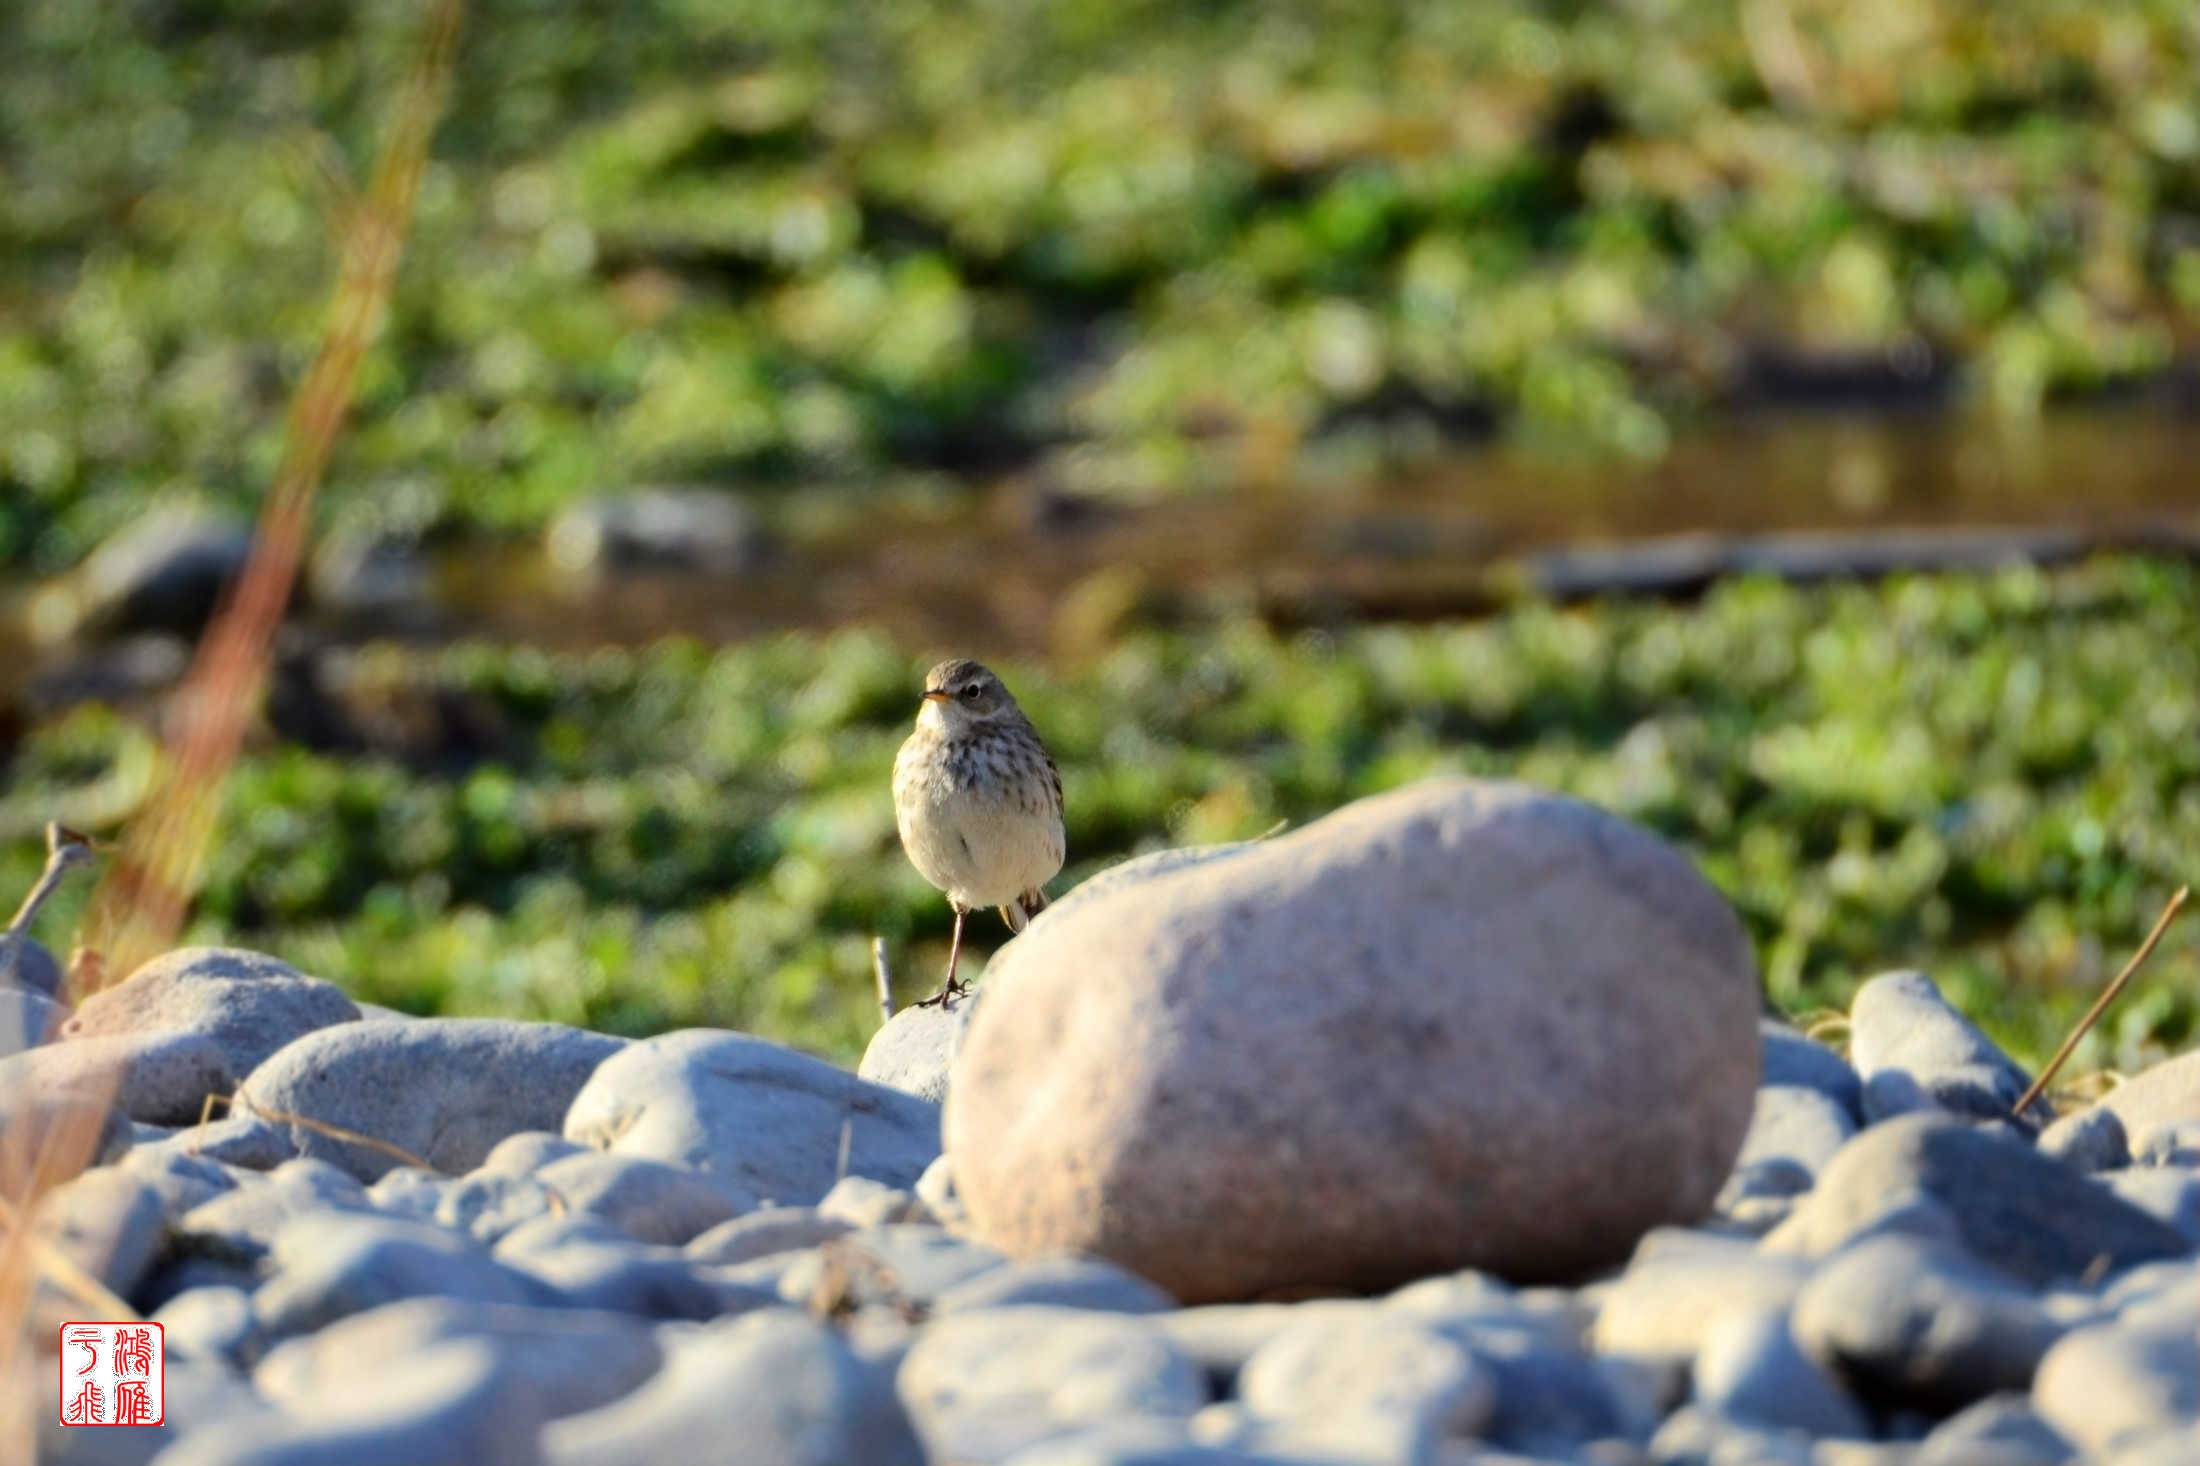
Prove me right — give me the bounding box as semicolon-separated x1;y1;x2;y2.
6;0;2200;570
5;558;2198;1069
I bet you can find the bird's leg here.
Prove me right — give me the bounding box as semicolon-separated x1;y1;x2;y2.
914;906;969;1009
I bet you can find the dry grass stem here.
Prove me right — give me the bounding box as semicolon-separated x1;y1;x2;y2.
2013;884;2190;1118
0;7;465;1441
195;1092;442;1176
873;936;896;1023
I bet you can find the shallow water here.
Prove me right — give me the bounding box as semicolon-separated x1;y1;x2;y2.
433;407;2200;659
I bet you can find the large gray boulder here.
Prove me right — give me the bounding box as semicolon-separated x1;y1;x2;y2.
63;946;359;1080
944;777;1763;1301
563;1030;940;1207
242;1019;625;1182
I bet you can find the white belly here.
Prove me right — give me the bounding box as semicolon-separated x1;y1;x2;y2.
894;735;1064;910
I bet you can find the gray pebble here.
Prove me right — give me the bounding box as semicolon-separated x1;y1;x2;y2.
1692;1308;1870;1439
1790;1235;2066;1412
545;1308;923;1466
939;1255;1179;1316
1848;971;2040;1128
2037;1105;2129;1174
252;1212;549;1346
684;1206;855;1266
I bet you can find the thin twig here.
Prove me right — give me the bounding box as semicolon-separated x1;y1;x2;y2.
872;937;895;1024
2014;885;2190;1117
0;824;100;991
198;1092;441;1175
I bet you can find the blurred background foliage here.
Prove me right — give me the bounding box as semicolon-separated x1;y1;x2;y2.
6;0;2200;566
4;0;2200;1069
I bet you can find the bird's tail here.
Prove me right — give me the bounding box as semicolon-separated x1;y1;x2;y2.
999;887;1049;933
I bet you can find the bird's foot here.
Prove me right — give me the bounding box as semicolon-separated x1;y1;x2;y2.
912;976;969;1010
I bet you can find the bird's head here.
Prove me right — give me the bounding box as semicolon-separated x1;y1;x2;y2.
919;658;1016;729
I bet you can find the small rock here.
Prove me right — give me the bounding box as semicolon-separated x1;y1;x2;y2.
546;487;774;579
63;946;359;1080
1914;1393;2074;1466
1762;1113;2189;1285
544;1308;924;1466
0;1031;234;1125
2037;1105;2129;1174
2132;1121;2200;1169
1590;1230;1813;1360
1693;1308;1870;1438
243;1017;625;1182
1731;1086;1857;1177
1153;1302;1370;1387
899;1307;1209;1464
173;1159;376;1265
2093;1051;2200;1147
366;1166;450;1222
777;1225;1007;1314
0;986;67;1055
493;1215;772;1320
2102;1167;2200;1247
1466;1329;1648;1454
947;778;1763;1301
0;933;66;997
533;1150;754;1245
155;1337;545;1466
1238;1309;1495;1447
1005;1416;1265;1466
36;1168;167;1303
1790;1235;2066;1411
940;1256;1179;1315
1760;1021;1865;1123
252;1213;551;1346
120;1146;242;1218
155;1284;261;1364
253;1296;660;1421
685;1207;856;1266
564;1029;939;1205
818;1173;933;1228
861;993;980;1104
134;1115;297;1170
1848;971;2040;1126
434;1171;559;1245
1648;1404;1816;1466
33;503;252;645
475;1130;589;1176
2033;1301;2200;1460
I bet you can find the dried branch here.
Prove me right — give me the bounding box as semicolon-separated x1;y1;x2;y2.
873;937;896;1024
2013;885;2190;1118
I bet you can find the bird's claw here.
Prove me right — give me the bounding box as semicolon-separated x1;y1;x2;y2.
912;976;969;1010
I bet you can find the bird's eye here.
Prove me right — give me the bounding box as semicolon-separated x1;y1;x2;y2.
959;685;981;700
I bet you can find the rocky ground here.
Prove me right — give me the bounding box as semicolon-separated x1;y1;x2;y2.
3;777;2197;1465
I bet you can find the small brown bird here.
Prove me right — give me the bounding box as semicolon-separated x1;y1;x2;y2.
892;658;1065;1005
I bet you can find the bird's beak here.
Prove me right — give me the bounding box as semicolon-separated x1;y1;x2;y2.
921;689;951;704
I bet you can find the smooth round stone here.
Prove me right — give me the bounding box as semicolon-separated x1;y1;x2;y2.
63;945;359;1080
2037;1104;2130;1173
860;993;979;1105
2094;1051;2200;1147
937;1255;1179;1316
564;1029;939;1207
1790;1235;2066;1412
2034;1302;2200;1460
1693;1308;1870;1439
1762;1113;2189;1286
1238;1310;1494;1444
1759;1021;1865;1123
1847;970;2040;1127
0;1030;235;1126
685;1208;856;1267
544;1309;924;1466
532;1150;755;1245
947;777;1763;1302
251;1213;548;1345
244;1018;625;1182
898;1307;1209;1464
